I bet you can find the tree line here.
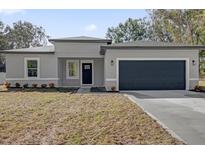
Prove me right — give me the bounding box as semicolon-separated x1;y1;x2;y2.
106;10;205;45
1;10;204;49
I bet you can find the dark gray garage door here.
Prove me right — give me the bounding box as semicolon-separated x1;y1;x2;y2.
119;60;186;90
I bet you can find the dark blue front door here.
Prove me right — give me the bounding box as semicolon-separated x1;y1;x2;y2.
82;63;92;84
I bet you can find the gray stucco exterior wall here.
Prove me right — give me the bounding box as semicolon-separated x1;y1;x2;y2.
104;49;199;91
53;42;107;58
5;53;58;87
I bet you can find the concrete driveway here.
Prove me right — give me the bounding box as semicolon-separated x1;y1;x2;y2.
124;90;205;145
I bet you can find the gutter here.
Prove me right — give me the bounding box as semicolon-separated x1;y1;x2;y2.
0;51;55;54
49;39;112;44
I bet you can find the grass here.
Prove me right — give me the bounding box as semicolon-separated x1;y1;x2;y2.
0;90;183;144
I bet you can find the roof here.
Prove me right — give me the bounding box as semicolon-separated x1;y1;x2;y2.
105;40;205;47
1;39;204;55
49;36;112;43
100;40;205;55
0;45;55;54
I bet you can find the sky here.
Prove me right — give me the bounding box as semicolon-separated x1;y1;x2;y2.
0;9;148;38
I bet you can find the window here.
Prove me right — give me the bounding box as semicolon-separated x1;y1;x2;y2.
84;65;90;69
25;58;39;78
0;64;6;72
66;60;79;79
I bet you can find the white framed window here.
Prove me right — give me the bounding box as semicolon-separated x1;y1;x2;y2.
66;60;79;79
24;58;40;78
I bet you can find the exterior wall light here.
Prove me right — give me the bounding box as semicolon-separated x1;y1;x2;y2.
192;60;196;66
111;60;114;66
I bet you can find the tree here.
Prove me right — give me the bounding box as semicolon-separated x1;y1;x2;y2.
0;21;10;50
6;21;49;49
149;9;205;45
0;21;8;65
106;18;152;43
0;20;49;66
149;9;205;77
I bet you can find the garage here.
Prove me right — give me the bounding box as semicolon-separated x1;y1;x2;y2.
119;60;186;90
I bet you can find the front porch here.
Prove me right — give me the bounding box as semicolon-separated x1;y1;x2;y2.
57;58;104;87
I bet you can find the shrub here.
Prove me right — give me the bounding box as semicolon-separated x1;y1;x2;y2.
23;83;29;88
3;81;11;88
32;84;38;88
15;83;21;88
194;85;203;92
41;84;47;88
48;83;55;88
111;86;116;91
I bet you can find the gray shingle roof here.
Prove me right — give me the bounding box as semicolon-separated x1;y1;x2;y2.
49;36;112;43
0;45;55;54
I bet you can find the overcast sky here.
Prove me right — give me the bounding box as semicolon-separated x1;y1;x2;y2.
0;9;148;38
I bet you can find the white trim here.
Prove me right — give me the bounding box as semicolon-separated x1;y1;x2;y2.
116;58;190;91
104;58;106;87
66;60;79;79
24;57;40;79
105;78;117;81
189;78;199;80
80;60;94;86
6;78;59;81
0;73;6;84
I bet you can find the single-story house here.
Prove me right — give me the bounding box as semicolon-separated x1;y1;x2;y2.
1;36;205;91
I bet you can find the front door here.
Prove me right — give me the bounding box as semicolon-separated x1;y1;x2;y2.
82;63;92;84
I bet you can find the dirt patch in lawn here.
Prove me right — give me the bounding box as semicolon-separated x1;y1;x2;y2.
0;92;183;144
